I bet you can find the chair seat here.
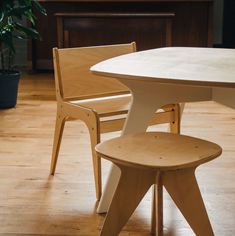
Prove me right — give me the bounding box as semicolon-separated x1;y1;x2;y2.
71;94;131;117
95;132;222;170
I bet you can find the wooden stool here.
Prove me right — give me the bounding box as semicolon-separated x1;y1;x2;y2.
95;132;222;236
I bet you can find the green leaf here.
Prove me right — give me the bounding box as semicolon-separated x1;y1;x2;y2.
7;6;31;19
13;35;27;39
15;22;41;40
0;0;47;71
33;1;47;16
0;31;15;54
0;11;4;23
25;11;36;25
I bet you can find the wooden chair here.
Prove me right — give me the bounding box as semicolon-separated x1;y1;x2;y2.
96;132;222;236
51;42;181;200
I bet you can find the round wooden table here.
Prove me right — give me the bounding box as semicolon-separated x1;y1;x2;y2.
91;47;235;213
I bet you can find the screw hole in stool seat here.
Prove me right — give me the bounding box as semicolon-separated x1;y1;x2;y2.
96;132;222;236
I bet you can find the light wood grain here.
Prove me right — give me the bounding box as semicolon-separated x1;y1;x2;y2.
51;43;180;201
151;174;163;236
96;132;222;235
91;46;235;214
91;47;235;88
52;43;137;200
56;44;134;100
1;73;235;236
163;168;214;236
100;166;155;236
95;132;222;170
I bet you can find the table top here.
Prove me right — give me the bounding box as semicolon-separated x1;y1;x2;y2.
91;47;235;88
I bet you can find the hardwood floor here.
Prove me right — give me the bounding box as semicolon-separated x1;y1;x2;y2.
0;73;235;236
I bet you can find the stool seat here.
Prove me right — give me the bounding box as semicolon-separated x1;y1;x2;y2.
96;132;222;170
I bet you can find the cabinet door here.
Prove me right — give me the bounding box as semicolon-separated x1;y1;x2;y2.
56;13;174;51
223;0;235;48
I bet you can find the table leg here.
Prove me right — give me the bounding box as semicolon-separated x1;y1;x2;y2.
97;81;211;213
97;164;121;213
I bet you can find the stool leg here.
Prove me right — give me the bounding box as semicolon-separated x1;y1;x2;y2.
151;174;163;236
163;168;214;236
151;185;157;235
100;166;155;236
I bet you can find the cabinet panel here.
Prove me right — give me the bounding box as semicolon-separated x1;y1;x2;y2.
57;13;174;50
223;0;235;48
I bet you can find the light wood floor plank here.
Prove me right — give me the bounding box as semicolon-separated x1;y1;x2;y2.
0;73;235;235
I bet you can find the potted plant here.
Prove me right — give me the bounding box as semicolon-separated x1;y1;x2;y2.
0;0;46;108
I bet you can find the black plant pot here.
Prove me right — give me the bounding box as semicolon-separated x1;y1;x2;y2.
0;71;20;109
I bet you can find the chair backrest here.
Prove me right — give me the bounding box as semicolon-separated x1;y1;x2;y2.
53;42;136;101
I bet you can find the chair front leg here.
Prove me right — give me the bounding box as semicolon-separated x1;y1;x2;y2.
63;102;102;201
88;122;102;201
50;106;67;175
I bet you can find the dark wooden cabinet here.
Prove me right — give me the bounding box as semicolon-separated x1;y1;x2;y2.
33;0;213;70
223;0;235;48
56;13;174;49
